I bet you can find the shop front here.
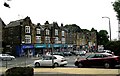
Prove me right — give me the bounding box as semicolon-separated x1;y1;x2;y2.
53;44;62;52
34;44;46;55
21;44;35;57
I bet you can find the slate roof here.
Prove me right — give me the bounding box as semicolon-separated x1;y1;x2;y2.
5;19;23;28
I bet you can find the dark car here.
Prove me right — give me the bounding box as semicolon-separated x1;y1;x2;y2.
74;53;120;68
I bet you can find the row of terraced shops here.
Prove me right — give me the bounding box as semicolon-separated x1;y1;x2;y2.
15;44;68;57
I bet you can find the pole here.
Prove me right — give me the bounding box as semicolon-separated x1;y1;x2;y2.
51;25;54;68
51;37;54;68
102;17;112;41
108;18;111;41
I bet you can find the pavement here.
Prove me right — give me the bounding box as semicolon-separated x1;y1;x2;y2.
0;67;120;75
34;68;119;74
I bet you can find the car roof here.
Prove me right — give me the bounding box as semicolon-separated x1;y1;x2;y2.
92;53;113;56
43;55;64;58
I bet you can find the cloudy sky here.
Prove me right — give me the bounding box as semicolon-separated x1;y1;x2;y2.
0;0;119;40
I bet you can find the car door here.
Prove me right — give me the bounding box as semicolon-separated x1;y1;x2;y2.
41;56;52;66
2;54;8;60
85;54;96;66
6;54;11;60
87;54;104;67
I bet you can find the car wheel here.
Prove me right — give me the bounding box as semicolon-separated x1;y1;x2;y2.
104;62;110;68
78;63;83;68
54;63;59;67
2;58;5;61
35;62;40;67
10;58;13;60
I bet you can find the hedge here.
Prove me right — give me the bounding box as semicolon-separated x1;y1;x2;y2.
4;67;34;76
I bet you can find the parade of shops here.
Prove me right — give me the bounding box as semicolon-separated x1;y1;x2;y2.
1;17;97;57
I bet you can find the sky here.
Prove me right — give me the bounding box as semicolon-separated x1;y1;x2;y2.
0;0;119;40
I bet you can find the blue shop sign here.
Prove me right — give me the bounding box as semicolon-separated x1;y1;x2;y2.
22;45;34;49
54;44;62;48
61;44;68;47
64;44;68;47
35;44;46;48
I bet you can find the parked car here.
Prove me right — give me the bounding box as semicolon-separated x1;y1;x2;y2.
0;54;15;61
70;51;77;56
98;50;114;55
74;53;120;68
76;51;86;56
34;55;68;67
52;52;65;57
63;51;72;56
70;51;86;56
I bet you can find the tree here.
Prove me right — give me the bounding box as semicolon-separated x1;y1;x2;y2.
113;0;120;21
104;41;120;55
97;30;109;45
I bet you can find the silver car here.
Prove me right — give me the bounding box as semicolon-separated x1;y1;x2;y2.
34;55;68;67
0;54;15;61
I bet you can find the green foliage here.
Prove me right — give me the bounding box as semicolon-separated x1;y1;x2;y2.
113;0;120;21
97;30;109;45
5;67;34;76
104;41;120;55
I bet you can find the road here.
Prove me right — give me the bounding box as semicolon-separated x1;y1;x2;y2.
1;53;120;68
0;55;77;68
1;55;120;76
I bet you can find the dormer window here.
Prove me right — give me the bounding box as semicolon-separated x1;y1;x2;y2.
55;29;58;35
36;28;41;34
25;26;30;33
62;31;64;36
46;29;49;35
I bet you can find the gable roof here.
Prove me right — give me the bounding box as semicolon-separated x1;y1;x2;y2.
5;19;23;28
0;18;6;28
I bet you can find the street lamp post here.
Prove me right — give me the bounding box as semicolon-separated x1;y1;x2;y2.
51;37;55;68
102;17;112;41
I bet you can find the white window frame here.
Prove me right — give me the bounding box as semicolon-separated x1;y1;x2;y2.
46;29;49;35
55;29;58;35
25;35;31;43
36;36;41;43
62;31;65;36
25;26;30;33
45;36;50;43
36;28;41;34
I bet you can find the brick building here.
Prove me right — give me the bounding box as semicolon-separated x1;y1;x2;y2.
0;18;6;53
3;17;67;56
